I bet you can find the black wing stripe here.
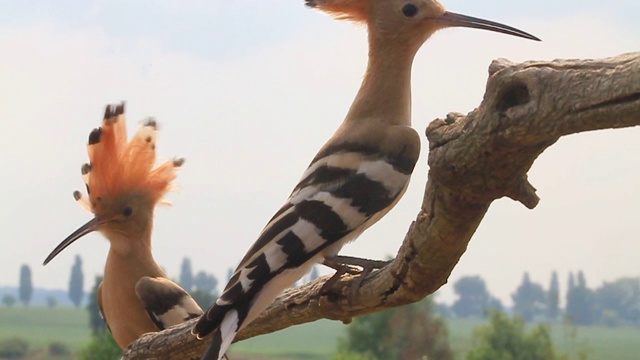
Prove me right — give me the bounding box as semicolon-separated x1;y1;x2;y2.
246;253;273;285
296;200;349;240
234;210;299;273
276;231;309;268
332;173;391;216
139;287;185;317
209;153;410;339
224;166;400;300
223;271;242;293
218;282;244;305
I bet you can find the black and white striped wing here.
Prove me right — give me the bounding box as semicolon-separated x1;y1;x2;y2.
135;277;203;330
193;142;418;359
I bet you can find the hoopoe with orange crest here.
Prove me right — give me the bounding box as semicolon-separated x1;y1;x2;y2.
43;103;202;349
193;0;538;359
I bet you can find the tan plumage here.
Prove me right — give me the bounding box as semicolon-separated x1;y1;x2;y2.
44;103;201;349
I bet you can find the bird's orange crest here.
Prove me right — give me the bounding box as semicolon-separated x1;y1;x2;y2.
306;0;369;23
74;102;184;213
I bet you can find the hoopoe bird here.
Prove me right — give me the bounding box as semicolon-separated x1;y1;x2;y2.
43;103;203;349
193;1;539;358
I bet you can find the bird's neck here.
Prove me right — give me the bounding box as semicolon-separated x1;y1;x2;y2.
105;233;165;281
105;228;158;267
345;34;420;127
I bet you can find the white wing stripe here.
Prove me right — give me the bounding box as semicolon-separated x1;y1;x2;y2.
290;219;326;253
311;192;368;229
264;242;290;274
357;159;409;193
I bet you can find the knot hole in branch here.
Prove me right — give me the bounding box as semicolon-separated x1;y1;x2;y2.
495;81;530;112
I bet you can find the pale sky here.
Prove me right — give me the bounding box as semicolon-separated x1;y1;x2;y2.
1;1;639;307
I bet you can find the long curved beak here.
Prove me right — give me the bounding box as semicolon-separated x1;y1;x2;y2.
43;217;102;266
438;12;540;41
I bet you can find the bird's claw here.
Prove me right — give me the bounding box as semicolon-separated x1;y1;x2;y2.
320;255;392;304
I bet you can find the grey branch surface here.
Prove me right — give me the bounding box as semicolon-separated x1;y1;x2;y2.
122;52;640;359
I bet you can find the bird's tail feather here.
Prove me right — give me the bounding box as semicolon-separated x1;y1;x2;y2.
199;309;240;360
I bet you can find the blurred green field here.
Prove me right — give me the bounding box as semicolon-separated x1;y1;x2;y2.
0;307;90;351
230;319;343;359
1;306;639;359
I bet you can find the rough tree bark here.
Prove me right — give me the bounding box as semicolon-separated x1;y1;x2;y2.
122;51;640;359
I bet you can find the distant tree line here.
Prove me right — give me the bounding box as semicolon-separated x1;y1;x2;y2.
443;271;640;327
178;257;219;308
69;255;84;307
1;256;86;308
2;257;638;330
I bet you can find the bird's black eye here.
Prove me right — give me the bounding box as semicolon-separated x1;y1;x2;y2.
123;207;133;217
402;4;418;17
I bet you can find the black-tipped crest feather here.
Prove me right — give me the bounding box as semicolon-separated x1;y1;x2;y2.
143;118;157;129
88;128;102;145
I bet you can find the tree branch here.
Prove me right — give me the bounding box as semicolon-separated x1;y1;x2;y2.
122;51;640;359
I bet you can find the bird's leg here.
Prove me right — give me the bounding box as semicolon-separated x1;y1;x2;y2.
321;255;392;304
320;257;361;295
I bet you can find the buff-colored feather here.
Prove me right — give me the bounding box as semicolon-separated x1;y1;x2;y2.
76;102;182;213
306;0;369;23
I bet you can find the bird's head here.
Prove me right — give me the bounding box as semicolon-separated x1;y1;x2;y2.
306;0;539;47
44;102;184;265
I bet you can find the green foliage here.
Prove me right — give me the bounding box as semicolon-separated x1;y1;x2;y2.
2;294;16;307
336;305;395;359
69;255;84;308
179;257;194;292
18;264;32;306
191;289;217;309
46;296;57;308
87;275;108;336
467;311;558;360
595;277;640;326
0;337;29;358
548;271;560;321
387;300;453;360
452;276;500;318
336;298;452;360
194;271;218;295
512;272;547;322
568;273;575;294
77;331;122;360
566;271;596;325
48;341;71;356
333;352;374;360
